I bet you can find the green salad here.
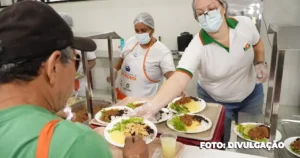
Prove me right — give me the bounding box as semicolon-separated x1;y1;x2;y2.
169;116;186;131
170;103;189;113
236;124;268;142
126;103;135;109
109;117;144;133
291;146;300;155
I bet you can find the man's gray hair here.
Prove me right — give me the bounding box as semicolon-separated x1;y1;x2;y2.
192;0;228;21
0;47;73;75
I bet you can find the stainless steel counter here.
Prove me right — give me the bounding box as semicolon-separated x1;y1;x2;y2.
234;105;300;158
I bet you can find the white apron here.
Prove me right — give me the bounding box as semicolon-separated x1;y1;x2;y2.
117;42;161;99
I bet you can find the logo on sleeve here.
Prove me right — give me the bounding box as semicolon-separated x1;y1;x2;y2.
243;43;251;51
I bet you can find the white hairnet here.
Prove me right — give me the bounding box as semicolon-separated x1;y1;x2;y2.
133;12;155;29
59;12;74;27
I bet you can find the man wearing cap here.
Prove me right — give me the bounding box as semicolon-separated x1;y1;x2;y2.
59;12;97;97
0;1;148;158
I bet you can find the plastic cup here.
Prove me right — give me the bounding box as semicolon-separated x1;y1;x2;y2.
160;133;177;158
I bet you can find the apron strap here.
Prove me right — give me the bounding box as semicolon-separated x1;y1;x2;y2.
124;40;160;83
116;88;127;100
123;42;139;59
36;120;61;158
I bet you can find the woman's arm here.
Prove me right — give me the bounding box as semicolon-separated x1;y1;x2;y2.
106;57;123;83
164;71;174;79
88;59;96;70
147;71;191;115
253;39;265;63
114;57;124;71
134;35;201;117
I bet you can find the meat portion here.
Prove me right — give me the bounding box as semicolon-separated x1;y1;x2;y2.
179;115;194;126
248;125;270;140
74;106;102;123
175;97;192;105
291;138;300;151
101;109;125;122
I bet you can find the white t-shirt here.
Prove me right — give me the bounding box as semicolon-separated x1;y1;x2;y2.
177;16;260;102
75;50;96;96
118;36;175;97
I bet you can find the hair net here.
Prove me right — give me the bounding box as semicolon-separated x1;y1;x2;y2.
59;12;74;27
133;12;155;29
192;0;228;21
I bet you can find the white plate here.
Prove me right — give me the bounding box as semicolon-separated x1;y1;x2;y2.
166;114;212;133
104;117;157;148
234;122;282;143
167;96;206;114
284;137;300;157
95;106;133;126
126;101;147;109
152;108;173;124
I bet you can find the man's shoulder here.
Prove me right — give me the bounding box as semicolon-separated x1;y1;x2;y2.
50;121;112;158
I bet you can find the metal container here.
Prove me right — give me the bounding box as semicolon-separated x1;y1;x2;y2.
69;98;112;124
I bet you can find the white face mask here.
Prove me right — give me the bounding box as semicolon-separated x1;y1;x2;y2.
136;32;151;44
198;9;223;33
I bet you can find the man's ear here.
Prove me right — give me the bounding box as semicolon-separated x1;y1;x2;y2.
44;51;61;86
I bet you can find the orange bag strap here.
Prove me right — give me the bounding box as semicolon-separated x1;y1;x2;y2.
36;120;61;158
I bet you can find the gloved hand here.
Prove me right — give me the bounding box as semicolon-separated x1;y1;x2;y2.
255;62;269;83
129;101;156;121
106;68;118;83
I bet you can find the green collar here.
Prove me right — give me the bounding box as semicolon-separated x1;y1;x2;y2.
199;17;238;46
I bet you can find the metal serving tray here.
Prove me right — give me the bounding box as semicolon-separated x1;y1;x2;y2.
69;98;112;124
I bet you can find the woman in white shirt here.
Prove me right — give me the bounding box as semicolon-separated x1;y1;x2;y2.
60;13;96;97
107;12;176;99
132;0;269;144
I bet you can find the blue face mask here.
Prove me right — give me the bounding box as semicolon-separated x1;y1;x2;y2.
136;32;151;44
198;9;223;33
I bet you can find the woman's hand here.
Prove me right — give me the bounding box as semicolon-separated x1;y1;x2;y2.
123;136;149;158
106;68;118;83
129;102;156;121
255;62;269;83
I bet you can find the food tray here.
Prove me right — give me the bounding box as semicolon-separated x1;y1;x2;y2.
156;103;222;141
66;96;85;106
70;98;112;124
107;138;184;158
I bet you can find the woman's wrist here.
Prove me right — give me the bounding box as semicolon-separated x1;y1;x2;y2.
255;61;267;65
